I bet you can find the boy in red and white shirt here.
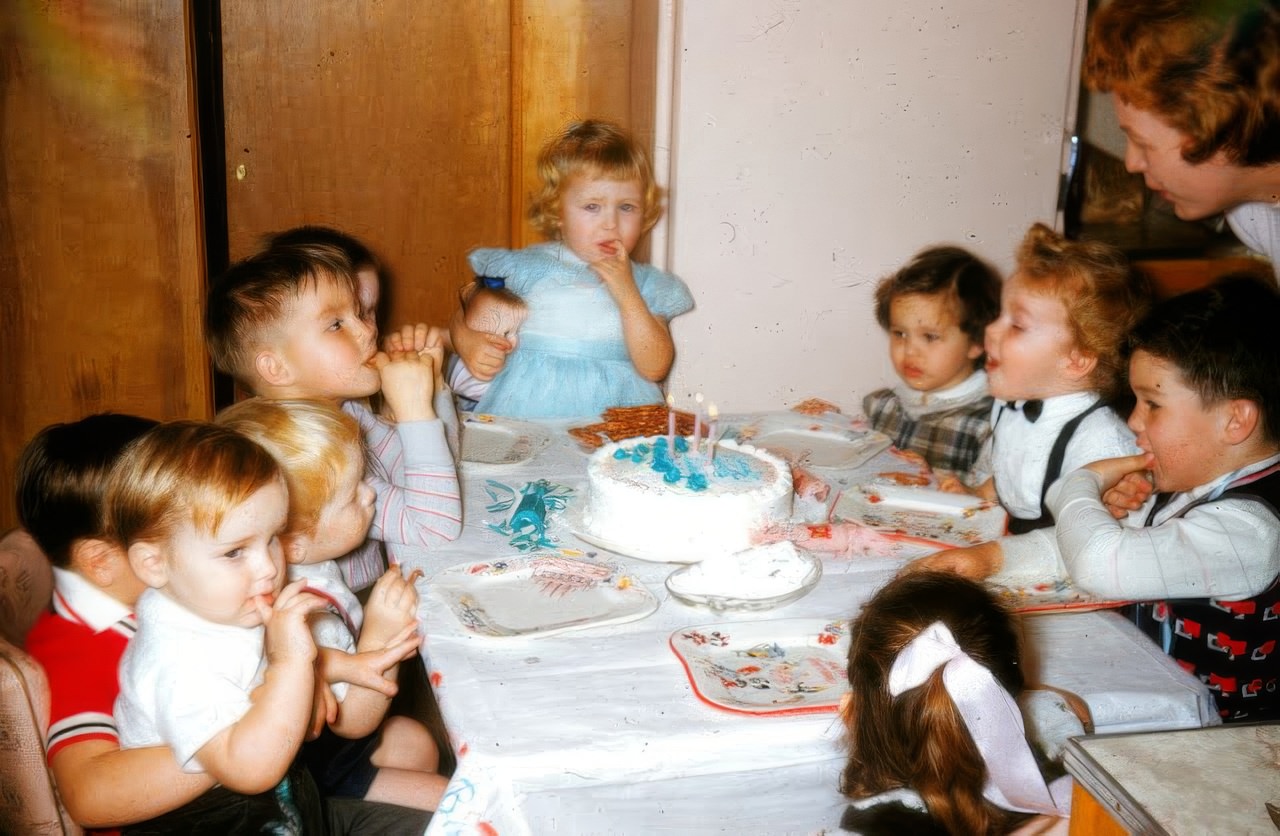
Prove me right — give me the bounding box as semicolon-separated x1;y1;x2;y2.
16;414;214;832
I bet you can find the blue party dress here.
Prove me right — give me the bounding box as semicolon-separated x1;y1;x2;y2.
468;242;694;419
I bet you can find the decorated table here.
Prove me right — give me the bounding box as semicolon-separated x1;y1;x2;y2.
394;411;1218;836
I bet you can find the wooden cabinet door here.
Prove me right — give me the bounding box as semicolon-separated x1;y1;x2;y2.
0;2;209;531
219;0;656;346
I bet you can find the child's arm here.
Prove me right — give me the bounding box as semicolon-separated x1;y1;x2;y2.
1050;455;1280;599
193;581;325;794
903;540;1005;580
50;742;214;828
323;567;422;738
318;627;420;738
352;363;463;548
591;243;675;381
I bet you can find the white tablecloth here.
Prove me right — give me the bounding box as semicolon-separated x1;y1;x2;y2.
398;416;1216;836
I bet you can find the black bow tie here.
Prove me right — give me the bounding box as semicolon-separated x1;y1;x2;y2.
1006;399;1043;422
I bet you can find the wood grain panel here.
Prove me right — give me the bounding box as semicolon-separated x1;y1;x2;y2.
513;0;653;247
0;1;207;531
220;1;513;336
221;0;655;343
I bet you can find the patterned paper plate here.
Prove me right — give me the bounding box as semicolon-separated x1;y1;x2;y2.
832;484;1008;547
669;618;850;716
992;579;1130;615
732;412;890;469
461;415;551;465
432;553;657;638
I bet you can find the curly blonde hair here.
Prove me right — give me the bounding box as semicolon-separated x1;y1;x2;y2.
527;120;664;239
1014;224;1152;402
1083;0;1280;166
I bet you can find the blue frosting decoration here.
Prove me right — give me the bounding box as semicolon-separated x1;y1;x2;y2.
614;435;759;493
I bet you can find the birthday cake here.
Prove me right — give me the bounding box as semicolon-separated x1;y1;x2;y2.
581;435;794;560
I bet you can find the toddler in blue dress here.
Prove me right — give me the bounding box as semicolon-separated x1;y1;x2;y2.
451;119;694;419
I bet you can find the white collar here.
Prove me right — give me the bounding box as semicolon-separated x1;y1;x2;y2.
894;369;988;417
51;566;134;633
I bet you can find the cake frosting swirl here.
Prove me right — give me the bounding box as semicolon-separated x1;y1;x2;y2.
582;435;794;560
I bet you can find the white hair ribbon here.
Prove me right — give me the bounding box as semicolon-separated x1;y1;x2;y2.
888;621;1071;817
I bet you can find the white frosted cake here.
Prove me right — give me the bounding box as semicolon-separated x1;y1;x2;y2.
581;435;794;560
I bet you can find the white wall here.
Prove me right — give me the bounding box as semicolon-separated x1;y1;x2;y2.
655;1;1086;413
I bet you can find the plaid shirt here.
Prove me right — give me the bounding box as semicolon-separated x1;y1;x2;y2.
862;384;992;481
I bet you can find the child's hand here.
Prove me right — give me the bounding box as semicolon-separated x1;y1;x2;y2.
589;239;639;299
261;579;326;667
315;635;419;697
935;474;970;495
384;323;441;355
1084;452;1156;496
902;541;1004;580
360;564;423;651
1101;470;1156;519
308;672;339;740
374;349;437;423
449;307;513;381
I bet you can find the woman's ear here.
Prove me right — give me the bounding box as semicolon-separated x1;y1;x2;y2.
127;540;169;589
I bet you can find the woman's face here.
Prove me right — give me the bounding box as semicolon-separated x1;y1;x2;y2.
1112;97;1250;221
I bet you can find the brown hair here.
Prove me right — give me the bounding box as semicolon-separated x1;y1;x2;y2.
1014;223;1151;402
842;571;1028;835
15;414;158;568
104;421;282;548
527;120;663;239
205;242;359;388
1083;0;1280;166
874;246;1002;367
215;398;363;535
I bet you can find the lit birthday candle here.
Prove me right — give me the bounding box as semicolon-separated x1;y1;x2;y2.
666;393;676;448
692;392;704;453
708;403;719;462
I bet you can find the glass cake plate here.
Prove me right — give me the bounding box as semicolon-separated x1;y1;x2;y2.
832;483;1008;547
431;553;658;638
461;415;552;465
669;618;850;716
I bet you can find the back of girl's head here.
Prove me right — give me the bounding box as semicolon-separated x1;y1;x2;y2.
1130;276;1280;443
206;242;358;387
528;119;663;239
1015;223;1152;401
874;246;1002;353
215;398;364;534
104;421;282;548
15;413;158;569
1083;0;1280;167
842;571;1024;835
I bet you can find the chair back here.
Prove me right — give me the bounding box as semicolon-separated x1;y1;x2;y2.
0;530;82;836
